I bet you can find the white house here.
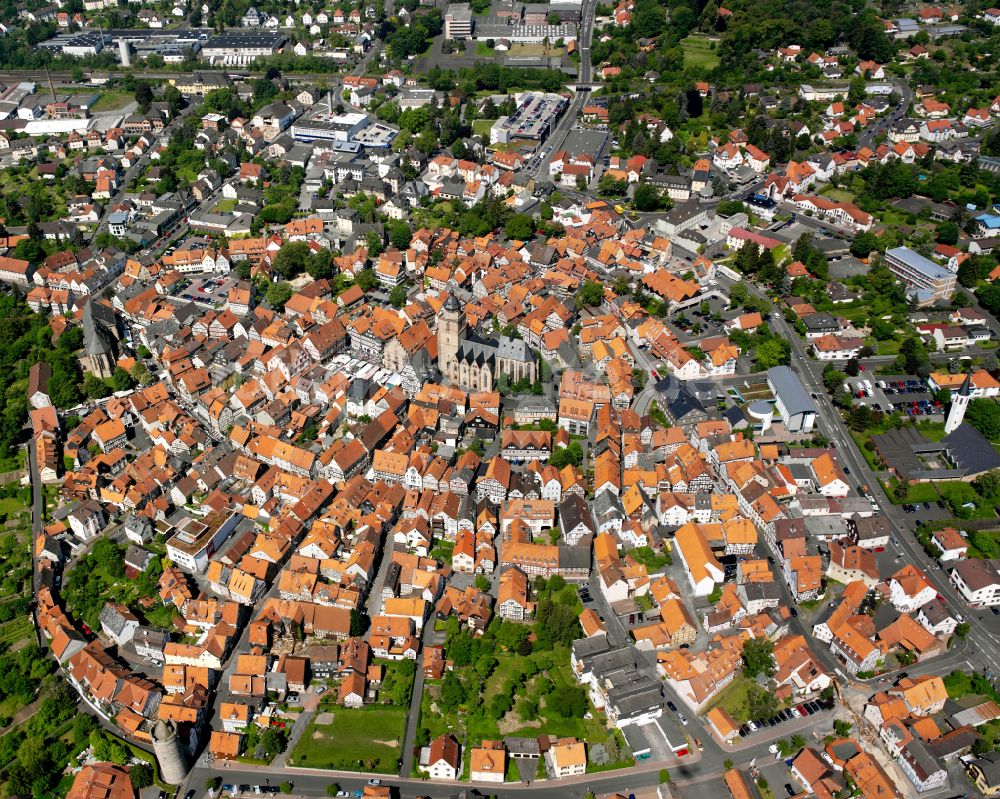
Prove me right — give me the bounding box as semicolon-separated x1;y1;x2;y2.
951;558;1000;607
423;735;461;780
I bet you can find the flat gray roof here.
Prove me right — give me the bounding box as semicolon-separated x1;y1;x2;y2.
885;246;953;281
767;365;817;416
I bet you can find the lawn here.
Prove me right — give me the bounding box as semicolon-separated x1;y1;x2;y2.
706;674;754;723
679;36;720;69
876;339;901;356
91;92;133;113
819;187;856;203
213;198;237;213
913;420;947;441
0;498;28;519
937;481;998;519
507;43;565;56
473;119;493;136
290;704;406;773
475;42;494;57
882;478;940;505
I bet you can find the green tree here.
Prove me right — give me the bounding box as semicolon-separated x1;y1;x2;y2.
130;362;153;386
355;268;378;292
742;637;775;679
966;399;1000;440
974;470;1000;500
129;763;153;790
265;281;293;311
833;719;853;737
504;213;535;241
755;338;790;369
548;685;587;717
850;230;881;258
575;280;604;307
108;366;134;393
134;82;153;112
273;241;312;279
83;373;110;399
365;230;383;257
659;768;671;783
389;285;408;308
899;336;929;375
388;221;412;250
634;183;661;212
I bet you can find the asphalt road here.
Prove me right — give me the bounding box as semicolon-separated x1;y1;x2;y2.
530;0;597;180
737;277;1000;665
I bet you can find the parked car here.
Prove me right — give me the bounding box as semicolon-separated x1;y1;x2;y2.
667;701;678;712
785;784;796;797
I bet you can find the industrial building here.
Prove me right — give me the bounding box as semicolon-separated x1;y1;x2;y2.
200;31;288;64
40;28;211;61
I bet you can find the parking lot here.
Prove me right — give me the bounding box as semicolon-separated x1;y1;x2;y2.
176;274;239;307
735;698;833;739
844;374;944;419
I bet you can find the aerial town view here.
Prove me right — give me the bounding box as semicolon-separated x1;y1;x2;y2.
5;0;1000;797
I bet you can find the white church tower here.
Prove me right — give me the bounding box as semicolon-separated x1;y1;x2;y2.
944;373;972;435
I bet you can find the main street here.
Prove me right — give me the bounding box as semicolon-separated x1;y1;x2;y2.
737;277;1000;667
530;0;597;180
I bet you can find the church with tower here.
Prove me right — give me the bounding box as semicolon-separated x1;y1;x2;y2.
944;373;972;434
437;294;539;392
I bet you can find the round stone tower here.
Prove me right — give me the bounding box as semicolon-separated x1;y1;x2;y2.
151;719;187;785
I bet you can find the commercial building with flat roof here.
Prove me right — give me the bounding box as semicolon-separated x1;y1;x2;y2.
292;110;370;143
767;365;817;433
884;246;956;305
201;31;287;63
490;91;567;144
445;3;473;39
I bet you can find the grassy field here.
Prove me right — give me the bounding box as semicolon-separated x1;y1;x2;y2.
290;705;406;773
473;119;493;136
706;675;754;723
213;198;238;213
680;36;720;69
882;478;940;505
876;339;901;355
508;43;565;56
0;498;28;519
91;92;133;113
819;187;856;203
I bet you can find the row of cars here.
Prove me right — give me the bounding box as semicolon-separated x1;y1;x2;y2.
740;699;831;737
893;399;943;417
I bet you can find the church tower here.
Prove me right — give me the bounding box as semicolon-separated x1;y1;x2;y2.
437;294;463;381
944;373;972;434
